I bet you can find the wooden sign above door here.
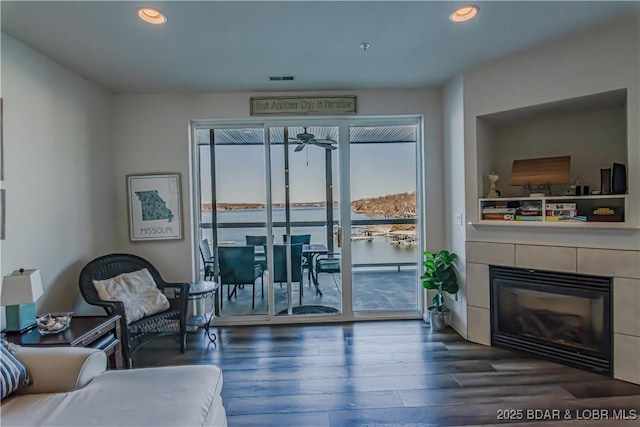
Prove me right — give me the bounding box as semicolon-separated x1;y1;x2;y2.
250;96;357;116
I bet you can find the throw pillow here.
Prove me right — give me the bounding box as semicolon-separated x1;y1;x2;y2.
93;268;170;324
1;340;31;400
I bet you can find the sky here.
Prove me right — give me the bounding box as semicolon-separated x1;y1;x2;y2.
199;141;417;204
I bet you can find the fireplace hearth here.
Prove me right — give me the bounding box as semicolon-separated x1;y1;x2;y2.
490;266;612;374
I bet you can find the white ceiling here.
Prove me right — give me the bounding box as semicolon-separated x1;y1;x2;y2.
2;1;638;94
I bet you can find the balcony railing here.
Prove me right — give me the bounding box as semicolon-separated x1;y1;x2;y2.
200;219;418;270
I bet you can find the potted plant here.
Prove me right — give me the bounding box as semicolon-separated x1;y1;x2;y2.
421;250;459;331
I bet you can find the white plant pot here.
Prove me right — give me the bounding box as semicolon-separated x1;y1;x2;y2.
427;306;450;332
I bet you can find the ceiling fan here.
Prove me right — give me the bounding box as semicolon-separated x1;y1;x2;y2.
291;127;337;152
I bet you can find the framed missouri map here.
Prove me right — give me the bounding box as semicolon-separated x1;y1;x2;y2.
127;173;183;241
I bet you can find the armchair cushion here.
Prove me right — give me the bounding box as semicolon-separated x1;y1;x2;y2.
93;268;170;324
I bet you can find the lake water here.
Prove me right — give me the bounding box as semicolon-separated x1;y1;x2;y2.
201;207;417;265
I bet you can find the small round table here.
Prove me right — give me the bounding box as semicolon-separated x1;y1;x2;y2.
187;281;219;344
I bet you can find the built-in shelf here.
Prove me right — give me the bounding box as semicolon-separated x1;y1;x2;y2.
469;221;639;231
474;90;633;230
480;195;628;201
478;195;628;225
476;89;628;207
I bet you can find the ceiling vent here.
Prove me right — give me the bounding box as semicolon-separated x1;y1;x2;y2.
269;76;295;81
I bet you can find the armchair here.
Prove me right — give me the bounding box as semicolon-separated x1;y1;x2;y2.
79;253;189;368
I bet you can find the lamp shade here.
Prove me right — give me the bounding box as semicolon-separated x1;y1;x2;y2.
1;269;44;305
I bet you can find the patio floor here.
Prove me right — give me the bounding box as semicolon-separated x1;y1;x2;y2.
205;268;419;318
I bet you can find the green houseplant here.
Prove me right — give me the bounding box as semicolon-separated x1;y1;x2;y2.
421;250;459;331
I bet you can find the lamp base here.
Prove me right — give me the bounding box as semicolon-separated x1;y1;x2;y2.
5;303;37;332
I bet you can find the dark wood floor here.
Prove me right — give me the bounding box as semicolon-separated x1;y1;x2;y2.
134;320;640;427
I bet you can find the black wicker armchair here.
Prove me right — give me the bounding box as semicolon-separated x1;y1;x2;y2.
79;253;190;368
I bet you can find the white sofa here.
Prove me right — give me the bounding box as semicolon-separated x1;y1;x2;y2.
1;346;227;427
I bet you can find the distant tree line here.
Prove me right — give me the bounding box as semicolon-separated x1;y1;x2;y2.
203;192;416;219
351;192;417;219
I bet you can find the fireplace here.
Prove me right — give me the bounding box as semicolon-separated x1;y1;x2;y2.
490;266;612;375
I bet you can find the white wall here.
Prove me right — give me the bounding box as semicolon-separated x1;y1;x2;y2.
441;14;640;342
487;107;627;198
113;89;444;285
1;34;117;317
475;116;495;201
0;20;4;325
462;15;640;249
442;76;467;338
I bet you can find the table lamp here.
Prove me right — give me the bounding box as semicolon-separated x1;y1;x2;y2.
1;268;44;332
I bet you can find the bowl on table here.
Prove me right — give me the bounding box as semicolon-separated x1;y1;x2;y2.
36;312;73;334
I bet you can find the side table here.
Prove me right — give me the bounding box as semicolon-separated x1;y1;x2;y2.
187;281;219;344
4;315;123;369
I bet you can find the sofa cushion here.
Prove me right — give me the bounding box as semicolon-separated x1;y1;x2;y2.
1;341;31;400
93;268;170;324
0;393;67;425
12;346;106;394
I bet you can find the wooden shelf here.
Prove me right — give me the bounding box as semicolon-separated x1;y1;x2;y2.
478;194;628;225
479;195;627;202
469;221;639;230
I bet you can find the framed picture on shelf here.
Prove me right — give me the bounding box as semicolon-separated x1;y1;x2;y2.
127;173;183;241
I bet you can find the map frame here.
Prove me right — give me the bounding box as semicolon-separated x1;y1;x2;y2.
127;173;183;241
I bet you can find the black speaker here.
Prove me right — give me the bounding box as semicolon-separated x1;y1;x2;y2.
612;163;627;194
600;168;611;195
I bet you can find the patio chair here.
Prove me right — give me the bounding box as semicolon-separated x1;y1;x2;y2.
218;246;264;309
273;244;304;305
199;238;215;280
283;234;312;285
313;252;341;294
282;234;310;244
245;235;268;272
245;235;268;246
79;253;189;368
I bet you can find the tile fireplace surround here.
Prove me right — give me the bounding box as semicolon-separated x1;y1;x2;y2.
466;241;640;385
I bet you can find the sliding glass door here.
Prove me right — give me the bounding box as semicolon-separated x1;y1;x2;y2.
269;126;341;316
348;124;419;313
197;127;269;316
194;118;422;322
196;124;342;318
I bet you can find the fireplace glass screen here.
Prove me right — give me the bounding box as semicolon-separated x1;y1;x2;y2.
496;286;604;353
491;267;611;374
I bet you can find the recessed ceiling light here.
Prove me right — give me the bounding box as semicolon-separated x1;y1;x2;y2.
450;5;479;23
138;7;167;25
